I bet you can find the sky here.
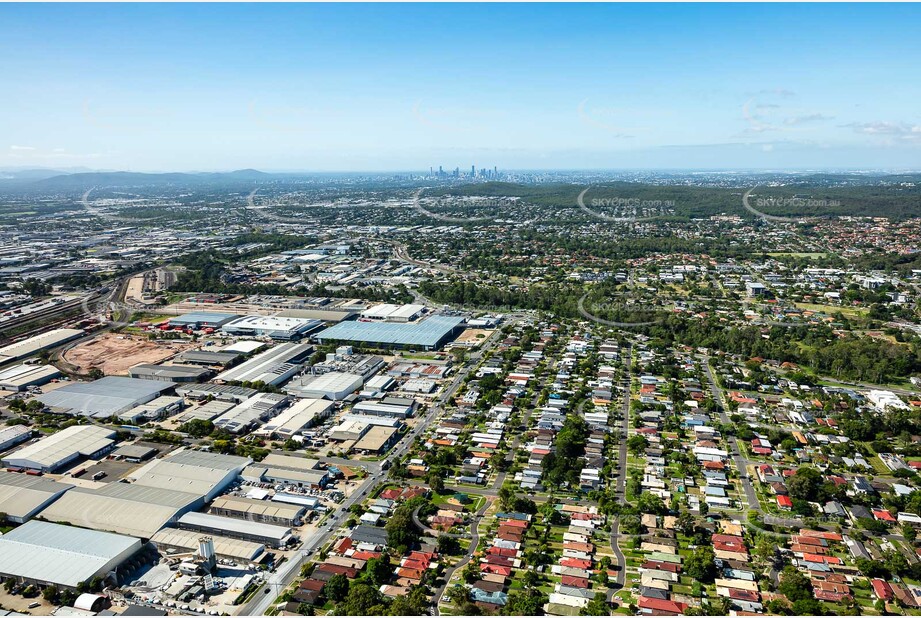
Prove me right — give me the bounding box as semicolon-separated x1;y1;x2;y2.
1;3;920;172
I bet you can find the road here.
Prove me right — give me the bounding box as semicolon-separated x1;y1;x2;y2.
699;356;761;514
431;496;494;613
607;344;632;600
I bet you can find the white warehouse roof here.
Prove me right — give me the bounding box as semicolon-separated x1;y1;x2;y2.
0;520;141;588
2;425;116;472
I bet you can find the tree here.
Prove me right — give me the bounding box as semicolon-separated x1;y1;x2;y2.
323;573;350;602
364;555;392;586
179;419;214;438
437;535;461;556
503;589;546;616
336;582;383;615
427;471;445;494
684;546;717;584
87;367;105;379
581;592;610;616
627;434;650;456
778;566;813;602
386;505;421;553
296;602;314;615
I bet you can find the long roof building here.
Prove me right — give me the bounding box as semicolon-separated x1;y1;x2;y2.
37;376;174;418
313;315;465;350
0;520;141;589
1;425;116;472
214;342;314;386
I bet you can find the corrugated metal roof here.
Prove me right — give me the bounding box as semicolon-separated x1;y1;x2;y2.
315;315;464;348
0;520;140;588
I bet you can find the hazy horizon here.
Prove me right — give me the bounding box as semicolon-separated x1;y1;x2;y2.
3;3;921;171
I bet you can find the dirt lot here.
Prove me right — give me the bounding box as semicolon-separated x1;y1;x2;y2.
455;328;492;347
61;333;191;375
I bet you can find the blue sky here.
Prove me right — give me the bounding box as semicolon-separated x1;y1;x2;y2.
1;3;920;172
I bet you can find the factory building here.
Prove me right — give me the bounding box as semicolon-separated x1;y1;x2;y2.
175;350;242;367
176;512;294;548
221;315;324;341
285;371;364;401
214;342;314;387
128;363;212;383
255;397;333;439
2;425;116;472
37;482;203;540
150;528;265;563
0;424;31;451
0;471;72;523
359;303;426;322
0;328;84;363
351;426;400;455
212;392;289;434
175;383;257;403
313;314;465;351
0;363;61;391
209;495;306;527
128;450;250;502
37;376;174;418
0;520;142;589
167;312;239;330
118;395;185;424
351;396;416;419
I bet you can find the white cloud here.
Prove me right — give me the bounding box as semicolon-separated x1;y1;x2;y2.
9;145;36;151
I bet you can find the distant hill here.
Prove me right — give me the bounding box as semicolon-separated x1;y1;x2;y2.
26;168;273;190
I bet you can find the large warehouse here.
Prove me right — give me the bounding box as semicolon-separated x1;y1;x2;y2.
313;314;465;350
150;528;265;563
37;376;174;418
1;425;116;472
127;363;212;383
0;328;83;363
221;315;324;341
285;371;364;400
37;482;203;539
167;312;240;330
256;397;333;438
0;363;61;391
176;511;293;548
0;471;72;523
0;520;142;589
215;342;314;386
129;449;250;501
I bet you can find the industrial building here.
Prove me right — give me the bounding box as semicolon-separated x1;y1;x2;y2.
37;376;174;418
0;520;142;589
285;371;364;400
212;392;289;434
351;425;400;455
313;314;465;351
1;425;116;472
351;396;416;419
176;383;256;403
176;511;294;548
0;328;84;363
0;363;61;391
118;395;184;424
221;315;324;341
209;495;306;527
175;349;242;366
245;465;329;489
167;312;239;330
128;363;212;383
359;303;426;322
0;471;72;523
214;342;314;386
255;397;333;439
150;528;265;562
311;348;386;379
329;419;372;443
0;424;31;451
129;449;250;501
37;482;203;540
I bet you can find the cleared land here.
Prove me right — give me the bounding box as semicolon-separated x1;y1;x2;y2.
61;333;190;375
